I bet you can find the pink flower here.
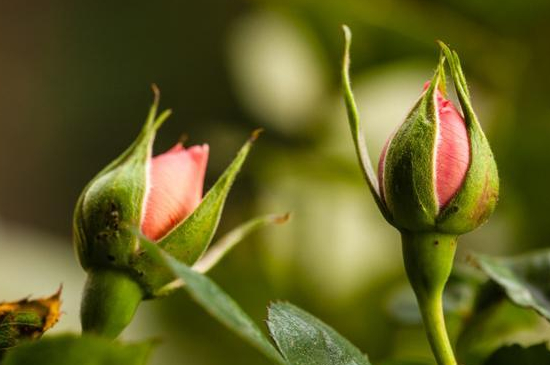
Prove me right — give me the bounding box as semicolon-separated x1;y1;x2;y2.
141;143;209;240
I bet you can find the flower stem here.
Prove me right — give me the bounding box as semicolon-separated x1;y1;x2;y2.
417;287;456;365
401;231;458;365
80;269;143;339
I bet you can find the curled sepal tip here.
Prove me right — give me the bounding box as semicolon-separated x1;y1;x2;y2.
250;128;264;142
341;25;393;223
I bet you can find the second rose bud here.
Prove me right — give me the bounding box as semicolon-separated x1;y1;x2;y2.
378;68;499;234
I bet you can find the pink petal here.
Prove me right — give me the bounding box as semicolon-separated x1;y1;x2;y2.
141;143;209;241
434;91;470;208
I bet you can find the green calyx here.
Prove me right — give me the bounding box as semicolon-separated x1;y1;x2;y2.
73;87;256;299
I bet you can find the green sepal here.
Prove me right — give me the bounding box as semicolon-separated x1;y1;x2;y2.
341;25;393;223
74;87;171;270
382;68;443;231
157;131;257;261
133;132;258;296
436;43;499;234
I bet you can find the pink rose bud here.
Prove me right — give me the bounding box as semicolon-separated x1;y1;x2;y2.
141;143;209;241
376;56;498;234
342;31;500;365
74;90;256;338
74;99;252;283
343;27;498;235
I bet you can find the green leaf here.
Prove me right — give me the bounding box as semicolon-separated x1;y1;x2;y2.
483;343;550;365
455;299;544;365
0;289;62;351
470;250;550;321
340;25;391;223
157;131;259;265
267;302;371;365
2;334;153;365
144;242;286;365
458;250;550;364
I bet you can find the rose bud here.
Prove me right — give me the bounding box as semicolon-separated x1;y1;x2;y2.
343;26;498;365
378;72;498;234
342;31;498;235
74;87;260;338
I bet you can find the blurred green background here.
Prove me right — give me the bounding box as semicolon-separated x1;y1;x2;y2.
1;0;550;364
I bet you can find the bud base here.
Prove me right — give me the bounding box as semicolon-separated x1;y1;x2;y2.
81;269;143;339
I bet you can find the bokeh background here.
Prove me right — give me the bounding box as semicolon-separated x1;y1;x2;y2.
1;1;550;364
